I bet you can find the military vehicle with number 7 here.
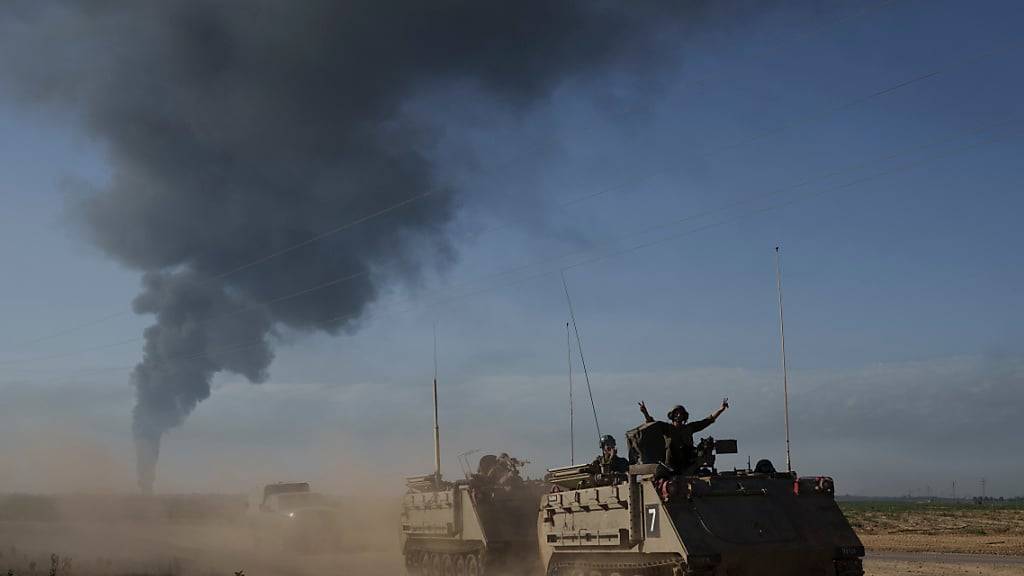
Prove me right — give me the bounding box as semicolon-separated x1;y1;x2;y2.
402;436;864;576
538;428;864;576
401;340;863;575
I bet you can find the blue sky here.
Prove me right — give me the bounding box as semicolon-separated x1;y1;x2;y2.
0;0;1022;497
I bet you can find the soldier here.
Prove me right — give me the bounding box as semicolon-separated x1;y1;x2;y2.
489;453;525;487
586;435;629;475
638;398;728;474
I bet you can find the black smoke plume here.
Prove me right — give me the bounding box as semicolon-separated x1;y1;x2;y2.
0;1;745;492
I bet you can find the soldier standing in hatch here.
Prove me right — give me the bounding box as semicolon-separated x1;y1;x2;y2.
587;435;629;475
638;398;729;474
488;453;526;488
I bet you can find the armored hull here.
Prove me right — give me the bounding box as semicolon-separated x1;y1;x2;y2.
401;467;547;575
539;465;864;576
401;418;863;576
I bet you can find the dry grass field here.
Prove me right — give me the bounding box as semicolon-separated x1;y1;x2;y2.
842;500;1024;575
842;500;1024;556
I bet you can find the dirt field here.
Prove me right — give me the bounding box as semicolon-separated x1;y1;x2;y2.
2;496;1022;575
842;500;1024;556
844;500;1024;575
866;553;1024;576
0;494;401;576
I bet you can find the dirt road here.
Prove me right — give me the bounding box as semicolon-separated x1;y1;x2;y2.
866;552;1024;575
4;517;1024;576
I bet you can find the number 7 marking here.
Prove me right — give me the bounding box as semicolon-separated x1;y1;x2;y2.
643;504;659;537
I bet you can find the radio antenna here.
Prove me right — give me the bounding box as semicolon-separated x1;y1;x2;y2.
561;271;601;441
567;321;575;465
432;322;441;483
774;246;793;473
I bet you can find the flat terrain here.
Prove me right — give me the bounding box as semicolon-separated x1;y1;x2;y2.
1;496;1022;575
866;553;1024;576
844;500;1024;575
842;500;1024;556
0;494;401;576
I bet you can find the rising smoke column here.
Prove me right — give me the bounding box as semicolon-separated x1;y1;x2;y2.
130;271;275;493
0;1;725;492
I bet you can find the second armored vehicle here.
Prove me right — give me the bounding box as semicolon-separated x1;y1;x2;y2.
401;454;548;575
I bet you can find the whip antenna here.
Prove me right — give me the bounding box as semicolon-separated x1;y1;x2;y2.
433;322;441;483
774;246;793;473
561;271;601;441
567;321;575;464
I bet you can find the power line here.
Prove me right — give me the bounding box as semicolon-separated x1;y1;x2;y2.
557;37;1023;211
559;124;1021;276
11;119;1018;385
427;123;1018;312
3;115;1017;372
17;310;138;348
7;29;1015;370
7;0;907;351
216;193;432;281
463;1;914;230
12;192;431;349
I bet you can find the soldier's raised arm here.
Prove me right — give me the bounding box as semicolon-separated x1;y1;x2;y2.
688;398;729;433
712;397;728;419
638;401;654;423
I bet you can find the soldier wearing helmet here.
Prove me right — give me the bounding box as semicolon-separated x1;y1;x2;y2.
586;434;629;475
638;398;728;474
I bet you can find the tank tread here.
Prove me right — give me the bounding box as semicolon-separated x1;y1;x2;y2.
547;555;712;576
408;549;536;576
406;550;481;576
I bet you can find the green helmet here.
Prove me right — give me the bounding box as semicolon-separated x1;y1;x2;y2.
600;434;616;448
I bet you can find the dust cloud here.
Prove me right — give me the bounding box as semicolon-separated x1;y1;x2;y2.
0;492;403;576
0;429;411;576
0;426;135;495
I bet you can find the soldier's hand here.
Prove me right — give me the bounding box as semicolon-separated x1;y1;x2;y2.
639;401;649;415
721;397;729;410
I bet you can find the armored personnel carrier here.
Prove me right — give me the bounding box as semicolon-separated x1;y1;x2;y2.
401;454;548;575
539;430;864;576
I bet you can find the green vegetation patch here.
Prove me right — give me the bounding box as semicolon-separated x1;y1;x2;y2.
840;499;1024;536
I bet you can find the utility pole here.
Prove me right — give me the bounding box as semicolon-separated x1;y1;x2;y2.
981;478;987;501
